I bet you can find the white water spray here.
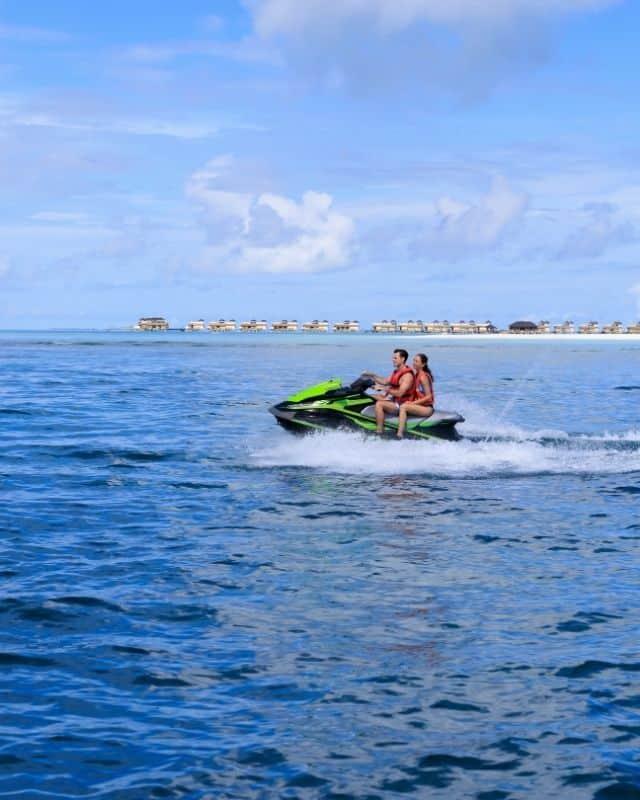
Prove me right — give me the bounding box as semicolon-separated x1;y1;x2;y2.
250;421;640;478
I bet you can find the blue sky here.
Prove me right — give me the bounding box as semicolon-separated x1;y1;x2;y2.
1;0;639;328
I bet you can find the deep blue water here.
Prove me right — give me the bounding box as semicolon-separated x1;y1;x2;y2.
2;331;640;799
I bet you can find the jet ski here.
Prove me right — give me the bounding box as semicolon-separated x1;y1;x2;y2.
269;375;464;441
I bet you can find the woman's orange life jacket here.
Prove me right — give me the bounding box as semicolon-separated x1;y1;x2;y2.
413;369;435;405
388;366;415;405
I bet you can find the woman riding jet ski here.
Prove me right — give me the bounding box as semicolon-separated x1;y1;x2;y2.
269;374;464;441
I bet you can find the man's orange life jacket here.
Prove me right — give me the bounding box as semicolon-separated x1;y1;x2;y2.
388;366;415;405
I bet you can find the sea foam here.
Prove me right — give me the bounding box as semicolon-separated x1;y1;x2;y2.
250;424;640;478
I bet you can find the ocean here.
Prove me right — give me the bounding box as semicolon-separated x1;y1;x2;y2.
2;330;640;799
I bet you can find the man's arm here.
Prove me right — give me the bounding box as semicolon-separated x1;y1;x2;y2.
362;370;389;385
387;373;413;399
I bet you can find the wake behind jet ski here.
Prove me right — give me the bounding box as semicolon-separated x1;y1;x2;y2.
269;374;464;441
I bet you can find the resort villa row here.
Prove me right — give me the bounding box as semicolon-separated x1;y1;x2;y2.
372;320;498;334
507;320;640;334
375;319;640;334
135;318;362;333
134;317;640;334
240;319;360;333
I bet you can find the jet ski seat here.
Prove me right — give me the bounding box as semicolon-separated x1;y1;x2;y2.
361;405;464;428
361;405;397;419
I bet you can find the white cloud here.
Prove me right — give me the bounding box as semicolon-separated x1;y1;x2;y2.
249;0;620;97
355;176;528;263
558;202;638;259
0;93;230;140
373;176;527;261
252;0;617;36
186;156;355;273
122;38;280;67
7;111;221;140
186;155;254;236
345;146;640;267
433;177;528;250
241;191;354;272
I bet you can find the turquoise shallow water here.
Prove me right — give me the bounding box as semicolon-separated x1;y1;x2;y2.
1;331;640;799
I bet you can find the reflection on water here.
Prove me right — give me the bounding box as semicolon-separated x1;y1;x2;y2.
1;332;639;799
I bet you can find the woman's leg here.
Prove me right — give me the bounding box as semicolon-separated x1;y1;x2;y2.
397;403;433;438
397;406;408;439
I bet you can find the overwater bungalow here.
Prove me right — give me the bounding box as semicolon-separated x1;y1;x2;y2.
271;320;299;332
333;320;360;332
184;319;206;332
208;319;237;332
397;320;423;333
240;319;268;332
578;321;599;334
372;320;397;333
451;320;476;334
475;320;497;334
134;316;169;331
302;320;330;332
423;320;451;334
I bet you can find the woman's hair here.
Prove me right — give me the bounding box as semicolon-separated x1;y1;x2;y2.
416;353;434;381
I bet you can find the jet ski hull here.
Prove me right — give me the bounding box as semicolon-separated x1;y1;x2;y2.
269;377;464;441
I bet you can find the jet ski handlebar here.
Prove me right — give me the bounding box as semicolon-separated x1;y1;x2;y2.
348;374;375;392
324;374;375;398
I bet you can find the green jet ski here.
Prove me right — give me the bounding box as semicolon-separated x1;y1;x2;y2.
269;375;464;441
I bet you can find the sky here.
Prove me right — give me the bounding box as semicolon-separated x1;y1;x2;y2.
1;0;639;328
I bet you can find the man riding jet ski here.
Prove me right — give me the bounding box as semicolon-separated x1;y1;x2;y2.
269;351;464;441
